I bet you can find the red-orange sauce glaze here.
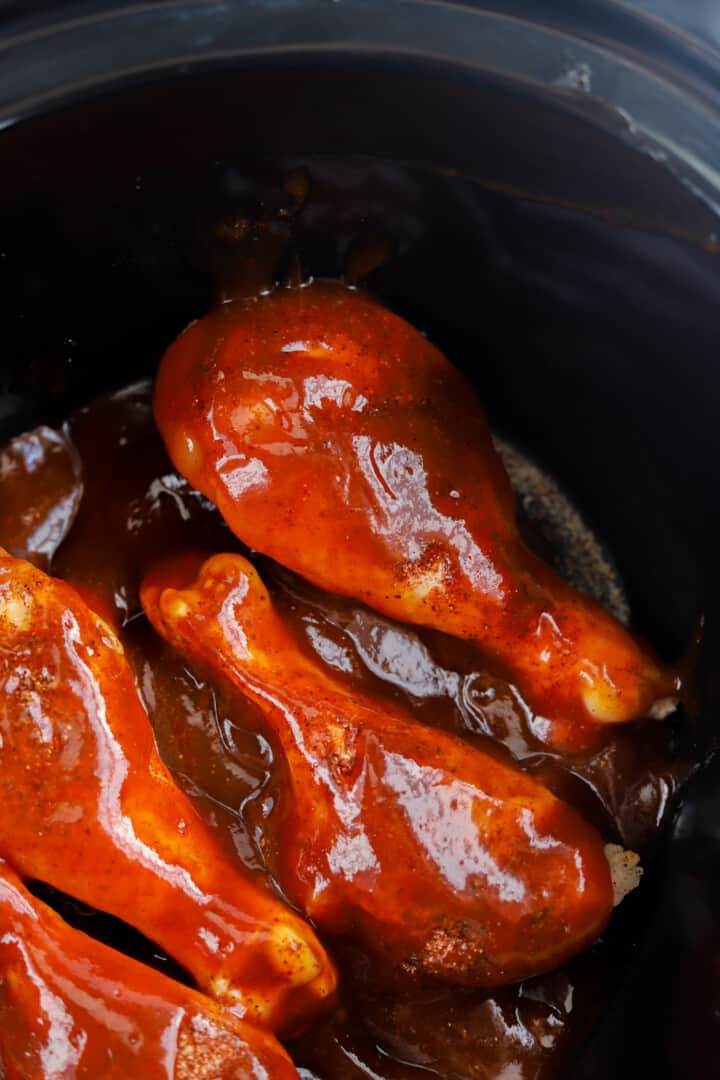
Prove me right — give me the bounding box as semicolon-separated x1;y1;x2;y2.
0;379;689;1079
142;550;618;989
0;858;299;1078
0;549;336;1036
155;281;678;752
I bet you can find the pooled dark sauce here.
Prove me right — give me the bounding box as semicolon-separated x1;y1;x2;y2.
0;424;83;571
0;377;691;1078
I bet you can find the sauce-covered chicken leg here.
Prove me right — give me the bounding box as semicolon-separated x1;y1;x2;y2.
142;551;638;988
0;858;299;1079
0;550;336;1034
154;283;676;751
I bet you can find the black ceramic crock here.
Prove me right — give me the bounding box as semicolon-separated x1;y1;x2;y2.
0;2;718;1077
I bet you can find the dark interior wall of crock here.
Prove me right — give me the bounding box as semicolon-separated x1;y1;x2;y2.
1;59;718;657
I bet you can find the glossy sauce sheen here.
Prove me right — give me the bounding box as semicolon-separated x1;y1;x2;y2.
0;425;82;571
141;551;615;989
154;282;677;751
0;550;336;1036
0;859;299;1078
0;381;689;1079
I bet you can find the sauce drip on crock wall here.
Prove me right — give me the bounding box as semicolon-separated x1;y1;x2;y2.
0;380;689;1079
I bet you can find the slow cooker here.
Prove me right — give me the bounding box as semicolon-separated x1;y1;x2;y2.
0;3;718;1077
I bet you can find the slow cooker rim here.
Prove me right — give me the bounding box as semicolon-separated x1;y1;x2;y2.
0;1;719;229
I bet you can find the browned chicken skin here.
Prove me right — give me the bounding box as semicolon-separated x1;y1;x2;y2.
154;282;677;751
0;857;299;1079
142;551;638;989
0;549;336;1035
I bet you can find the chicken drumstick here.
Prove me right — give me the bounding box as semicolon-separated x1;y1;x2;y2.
142;551;639;988
0;549;336;1034
0;858;299;1079
154;283;676;751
